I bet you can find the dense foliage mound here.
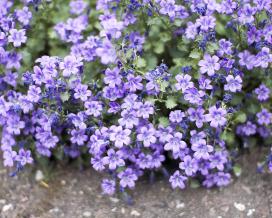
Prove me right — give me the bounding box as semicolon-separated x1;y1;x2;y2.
0;0;272;196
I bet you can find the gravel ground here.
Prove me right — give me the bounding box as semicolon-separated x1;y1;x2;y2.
0;149;272;218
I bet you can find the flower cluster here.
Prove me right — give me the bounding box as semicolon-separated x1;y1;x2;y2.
0;0;271;196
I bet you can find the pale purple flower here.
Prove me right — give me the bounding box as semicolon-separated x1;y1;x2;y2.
118;168;138;188
187;107;206;128
179;155;198;176
192;140;213;159
74;84;92;101
210;151;228;171
59;55;83;77
102;149;125;170
104;67;122;87
125;74;143;92
198;77;213;90
199;54;220;76
256;47;272;68
109;126;131;148
3;150;17;167
15;7;32;26
169;110;185;123
175;74;194;92
101;179;116;195
164;132;187;153
169;171;187;189
257;109;272;125
6;117;25;135
238;50;256;70
185;22;198;39
184;88;205;105
70;129;88;146
16;149;33;166
70;0;87;14
137;125;156;147
8;29;27;47
27;85;41;103
224;75;242;92
84;100;103;117
118;109;139;129
255;84;270;101
196;16;216;31
96;39;117;64
206;106;227;128
135;101;154;119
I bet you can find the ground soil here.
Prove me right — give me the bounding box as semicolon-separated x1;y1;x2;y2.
0;149;271;218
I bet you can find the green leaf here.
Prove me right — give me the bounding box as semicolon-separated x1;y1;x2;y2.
136;58;146;68
60;92;70;102
234;112;247;124
206;42;219;54
158;117;169;127
165;96;178;109
233;165;242;177
190;179;200;188
189;49;202;59
221;131;235;144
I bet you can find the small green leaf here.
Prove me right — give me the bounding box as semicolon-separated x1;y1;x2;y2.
136;58;146;68
158;117;169;127
60;92;70;102
234;112;247;123
165;96;178;109
190;179;200;188
233;165;242;177
189;49;201;59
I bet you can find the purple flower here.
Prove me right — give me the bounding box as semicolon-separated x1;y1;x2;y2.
109;125;131;148
70;129;88;146
137;125;156;147
257;109;272;125
101;179;116;195
169;110;185;123
213;172;231;186
206;106;227;128
125;74;143;92
198;77;212;90
238;50;256;70
96;39;117;64
196;16;216;31
84;100;103;117
3;150;17;167
104;67;122;88
164;132;187;153
187;107;206;128
184;88;205;105
185;22;198;39
218;39;232;56
6;117;25;135
15;7;32;26
256;47;272;69
224;75;242;92
102;149;125;170
199;54;220;76
118;109;139;129
159;0;176;19
8;29;27;47
192;140;213;159
255;84;270;101
27;85;41;103
16;149;33;166
209;151;228;171
74;84;92;101
69;0;87;15
134;101;154;119
59;55;83;77
118;168;138;188
179;155;198;176
169;171;187;189
175;74;194;92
